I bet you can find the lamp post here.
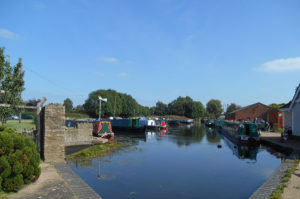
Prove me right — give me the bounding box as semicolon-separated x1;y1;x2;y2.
98;95;107;121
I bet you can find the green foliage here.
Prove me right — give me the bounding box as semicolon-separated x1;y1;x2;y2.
83;89;151;118
63;98;73;112
206;99;223;119
67;141;123;160
0;126;40;192
225;103;241;115
269;103;285;110
154;101;168;116
2;175;23;192
0;47;25;124
66;112;90;119
167;96;205;118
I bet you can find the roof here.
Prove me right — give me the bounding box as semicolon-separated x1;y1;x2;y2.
227;102;270;115
279;101;292;111
289;83;300;111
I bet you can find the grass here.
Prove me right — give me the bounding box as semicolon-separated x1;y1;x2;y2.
66;112;90;119
270;128;284;133
269;159;300;199
2;119;35;132
0;194;7;199
66;141;123;160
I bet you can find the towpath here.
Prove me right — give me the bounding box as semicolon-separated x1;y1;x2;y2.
8;162;102;199
259;132;300;199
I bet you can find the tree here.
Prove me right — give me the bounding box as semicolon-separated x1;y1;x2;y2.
74;105;84;113
63;98;73;112
25;99;41;107
167;96;205;118
0;48;25;123
206;99;223;119
83;89;150;118
225;103;241;115
154;101;168;116
269;103;285;110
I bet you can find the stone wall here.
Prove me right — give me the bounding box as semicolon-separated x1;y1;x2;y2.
65;122;93;146
43;104;65;163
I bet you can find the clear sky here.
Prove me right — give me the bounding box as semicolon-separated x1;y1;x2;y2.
1;0;300;108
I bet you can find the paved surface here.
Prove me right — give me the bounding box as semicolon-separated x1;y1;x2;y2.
282;162;300;199
55;162;102;199
250;132;300;199
260;132;300;157
9;163;76;199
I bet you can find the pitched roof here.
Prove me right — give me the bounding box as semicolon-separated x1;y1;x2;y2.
227;102;269;115
289;83;300;111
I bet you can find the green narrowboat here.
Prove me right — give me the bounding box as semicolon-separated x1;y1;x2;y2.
110;118;146;133
216;120;259;144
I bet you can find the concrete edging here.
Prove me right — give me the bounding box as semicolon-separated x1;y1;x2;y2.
250;158;294;199
54;162;102;199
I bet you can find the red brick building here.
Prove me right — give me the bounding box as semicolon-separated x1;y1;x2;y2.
225;102;282;129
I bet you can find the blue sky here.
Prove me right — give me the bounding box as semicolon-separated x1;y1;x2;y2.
1;0;300;108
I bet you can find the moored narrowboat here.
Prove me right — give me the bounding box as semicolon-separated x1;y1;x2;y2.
93;121;114;139
216;120;259;145
110;118;146;133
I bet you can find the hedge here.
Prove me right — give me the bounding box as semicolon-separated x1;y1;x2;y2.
0;126;40;192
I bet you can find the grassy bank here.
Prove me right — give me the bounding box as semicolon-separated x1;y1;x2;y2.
66;112;90;119
3;120;35;132
270;159;300;199
0;192;7;199
66;141;123;160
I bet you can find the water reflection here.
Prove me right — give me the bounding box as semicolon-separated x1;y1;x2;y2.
68;125;283;199
169;124;205;146
205;127;221;143
223;136;259;162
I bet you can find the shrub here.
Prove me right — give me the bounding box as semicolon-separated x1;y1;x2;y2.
0;126;40;192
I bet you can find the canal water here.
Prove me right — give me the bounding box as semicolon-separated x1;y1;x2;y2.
67;125;283;199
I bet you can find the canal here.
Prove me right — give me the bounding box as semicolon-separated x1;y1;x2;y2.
67;125;283;199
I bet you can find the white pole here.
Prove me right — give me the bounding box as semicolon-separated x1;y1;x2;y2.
99;99;102;121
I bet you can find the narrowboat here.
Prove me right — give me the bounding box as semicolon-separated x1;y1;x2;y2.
160;120;168;131
110;118;146;133
205;119;215;127
167;119;181;127
93;121;114;139
139;118;160;131
216;120;259;145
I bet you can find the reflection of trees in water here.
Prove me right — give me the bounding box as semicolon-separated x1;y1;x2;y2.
205;127;221;144
169;125;205;147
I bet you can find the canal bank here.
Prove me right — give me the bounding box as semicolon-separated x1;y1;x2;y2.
8;162;102;199
250;132;300;199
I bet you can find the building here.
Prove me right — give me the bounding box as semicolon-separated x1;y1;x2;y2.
225;102;282;129
281;84;300;136
279;101;292;131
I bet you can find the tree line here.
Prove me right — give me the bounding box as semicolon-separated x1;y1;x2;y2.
68;89;227;119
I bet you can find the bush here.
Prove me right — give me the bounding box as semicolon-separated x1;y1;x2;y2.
0;126;40;192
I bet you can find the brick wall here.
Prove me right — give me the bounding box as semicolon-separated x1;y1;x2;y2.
227;103;272;122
